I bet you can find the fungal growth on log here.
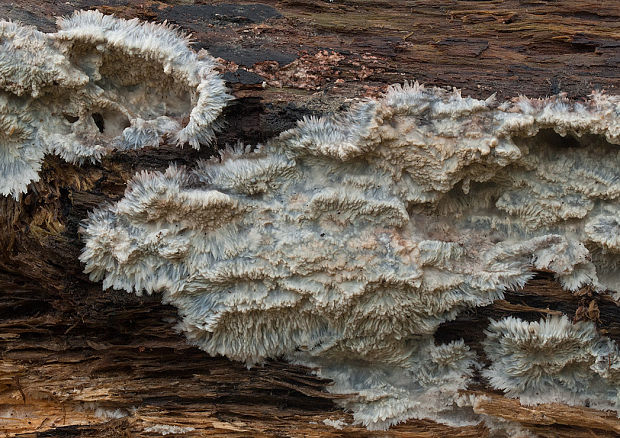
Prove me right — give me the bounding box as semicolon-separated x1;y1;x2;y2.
0;10;230;197
483;316;619;412
81;83;620;429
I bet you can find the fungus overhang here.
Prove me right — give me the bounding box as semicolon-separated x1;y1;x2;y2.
81;83;620;429
484;316;620;413
0;10;230;198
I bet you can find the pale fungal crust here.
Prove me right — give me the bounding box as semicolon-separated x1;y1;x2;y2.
483;316;620;413
0;10;230;198
81;82;620;430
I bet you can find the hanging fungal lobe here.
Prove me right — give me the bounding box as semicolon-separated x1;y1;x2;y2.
81;83;620;430
483;315;620;414
0;10;230;198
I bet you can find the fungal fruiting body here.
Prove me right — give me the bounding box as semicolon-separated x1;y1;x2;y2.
0;11;230;197
81;83;620;429
483;316;620;413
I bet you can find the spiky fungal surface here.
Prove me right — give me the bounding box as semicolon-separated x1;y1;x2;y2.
484;316;620;413
0;11;230;198
81;83;620;429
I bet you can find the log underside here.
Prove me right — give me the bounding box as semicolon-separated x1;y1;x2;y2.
0;0;619;436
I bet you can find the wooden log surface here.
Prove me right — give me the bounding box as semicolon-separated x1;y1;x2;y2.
0;0;619;436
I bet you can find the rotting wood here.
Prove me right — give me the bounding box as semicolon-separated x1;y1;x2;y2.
471;392;620;437
0;0;619;436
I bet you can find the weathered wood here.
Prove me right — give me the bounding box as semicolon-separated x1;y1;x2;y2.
471;392;620;437
0;0;619;436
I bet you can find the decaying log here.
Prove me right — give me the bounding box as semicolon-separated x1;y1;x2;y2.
0;0;619;436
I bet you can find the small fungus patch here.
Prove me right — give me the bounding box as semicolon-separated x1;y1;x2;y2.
0;11;230;198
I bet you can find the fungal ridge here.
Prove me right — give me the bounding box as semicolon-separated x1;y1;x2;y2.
0;10;230;198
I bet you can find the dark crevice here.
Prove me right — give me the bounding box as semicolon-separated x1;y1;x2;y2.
534;128;585;148
63;113;79;123
92;112;105;133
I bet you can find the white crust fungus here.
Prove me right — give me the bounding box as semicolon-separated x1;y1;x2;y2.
483;316;620;413
0;11;230;197
81;82;620;429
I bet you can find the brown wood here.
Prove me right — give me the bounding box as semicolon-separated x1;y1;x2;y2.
0;1;619;436
471;392;620;437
